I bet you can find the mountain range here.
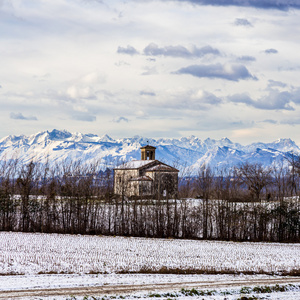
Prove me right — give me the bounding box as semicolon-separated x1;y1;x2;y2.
0;129;299;174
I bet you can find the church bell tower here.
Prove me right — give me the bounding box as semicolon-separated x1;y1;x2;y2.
140;145;156;160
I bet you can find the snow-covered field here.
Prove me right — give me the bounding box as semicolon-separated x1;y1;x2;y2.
0;273;273;290
0;273;300;299
0;232;299;275
0;232;300;299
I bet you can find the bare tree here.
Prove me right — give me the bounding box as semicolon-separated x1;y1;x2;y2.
237;163;272;202
285;152;300;196
0;156;19;230
195;164;214;239
16;161;40;231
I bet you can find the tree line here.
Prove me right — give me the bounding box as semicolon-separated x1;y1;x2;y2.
0;156;299;242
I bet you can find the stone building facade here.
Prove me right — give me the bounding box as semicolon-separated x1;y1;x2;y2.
114;145;179;198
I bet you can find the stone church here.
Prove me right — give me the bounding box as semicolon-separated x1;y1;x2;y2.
114;145;179;198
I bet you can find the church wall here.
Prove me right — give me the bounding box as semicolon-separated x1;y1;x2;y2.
114;169;139;195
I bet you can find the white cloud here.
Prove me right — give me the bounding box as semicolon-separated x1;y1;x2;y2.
0;0;300;144
234;18;253;27
10;112;37;121
113;116;129;123
66;86;95;100
175;63;257;81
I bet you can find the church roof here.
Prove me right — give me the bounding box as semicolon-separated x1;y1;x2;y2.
140;145;156;149
115;160;155;170
114;159;179;172
145;164;178;172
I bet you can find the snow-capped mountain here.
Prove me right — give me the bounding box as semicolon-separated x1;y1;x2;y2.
0;129;299;174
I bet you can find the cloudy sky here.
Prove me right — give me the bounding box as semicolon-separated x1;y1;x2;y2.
1;0;300;144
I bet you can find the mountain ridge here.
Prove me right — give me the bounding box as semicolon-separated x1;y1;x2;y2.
0;129;299;173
